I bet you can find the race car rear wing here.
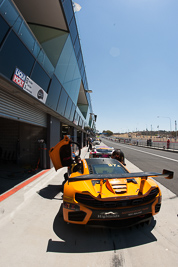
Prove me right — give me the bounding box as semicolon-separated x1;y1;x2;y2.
68;169;173;196
68;169;173;182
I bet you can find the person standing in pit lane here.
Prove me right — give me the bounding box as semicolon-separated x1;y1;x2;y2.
111;149;126;166
88;138;92;152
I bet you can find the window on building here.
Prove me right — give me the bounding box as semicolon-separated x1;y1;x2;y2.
55;35;81;105
69;103;76;122
69;16;77;45
46;75;62;111
31;62;50;93
29;24;68;68
64;97;72;120
0;31;35;79
0;16;10;46
56;88;68;116
62;0;74;26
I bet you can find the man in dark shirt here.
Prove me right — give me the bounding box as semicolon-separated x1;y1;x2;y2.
111;149;126;165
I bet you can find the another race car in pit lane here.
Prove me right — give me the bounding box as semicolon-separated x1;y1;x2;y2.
49;136;174;227
92;139;101;146
89;145;114;158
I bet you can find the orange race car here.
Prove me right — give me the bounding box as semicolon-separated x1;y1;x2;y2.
49;136;174;227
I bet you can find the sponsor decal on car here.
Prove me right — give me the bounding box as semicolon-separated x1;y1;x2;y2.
98;211;120;219
122;207;149;217
92;203;152;220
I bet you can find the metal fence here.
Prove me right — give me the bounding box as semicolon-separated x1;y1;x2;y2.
107;137;178;152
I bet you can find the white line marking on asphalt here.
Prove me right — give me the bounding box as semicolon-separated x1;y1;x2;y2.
115;144;178;162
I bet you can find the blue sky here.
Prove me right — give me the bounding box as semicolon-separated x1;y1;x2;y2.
74;0;178;133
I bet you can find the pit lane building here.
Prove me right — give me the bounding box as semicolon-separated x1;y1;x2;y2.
0;0;96;169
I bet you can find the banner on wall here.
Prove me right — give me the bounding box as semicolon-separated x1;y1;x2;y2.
12;67;48;104
12;67;26;88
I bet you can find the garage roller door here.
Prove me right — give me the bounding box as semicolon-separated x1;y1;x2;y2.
0;89;47;127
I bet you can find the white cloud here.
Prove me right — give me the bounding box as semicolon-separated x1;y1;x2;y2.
73;2;82;12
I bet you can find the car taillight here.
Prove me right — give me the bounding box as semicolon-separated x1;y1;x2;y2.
93;154;100;158
63;202;80;211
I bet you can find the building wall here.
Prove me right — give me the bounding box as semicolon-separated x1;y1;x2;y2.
0;0;95;169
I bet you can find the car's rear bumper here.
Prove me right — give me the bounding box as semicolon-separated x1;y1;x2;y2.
63;198;161;227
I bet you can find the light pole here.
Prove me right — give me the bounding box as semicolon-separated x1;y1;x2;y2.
175;120;177;141
157;116;172;132
157;125;159;137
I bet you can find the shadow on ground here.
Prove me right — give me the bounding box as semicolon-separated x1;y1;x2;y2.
38;184;63;200
37;175;157;253
47;207;157;253
0;163;42;195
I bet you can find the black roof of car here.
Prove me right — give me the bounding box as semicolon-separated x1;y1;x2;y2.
85;158;123;166
69;158;173;182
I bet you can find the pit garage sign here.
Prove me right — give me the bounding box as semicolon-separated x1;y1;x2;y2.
23;76;47;104
12;68;48;104
13;68;26;88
